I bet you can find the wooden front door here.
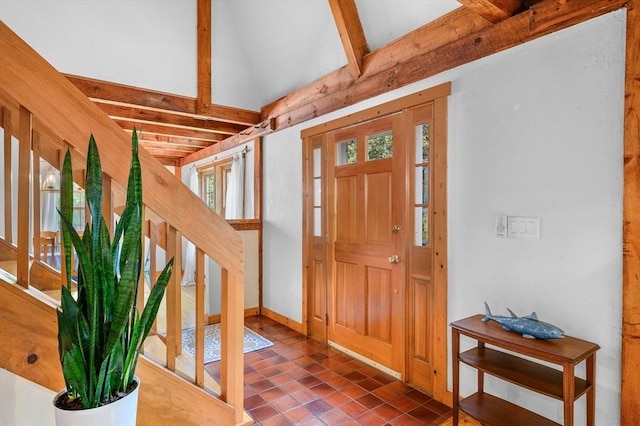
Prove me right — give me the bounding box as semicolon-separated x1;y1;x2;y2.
303;84;450;401
326;114;405;374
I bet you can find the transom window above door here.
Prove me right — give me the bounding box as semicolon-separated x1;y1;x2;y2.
367;130;393;161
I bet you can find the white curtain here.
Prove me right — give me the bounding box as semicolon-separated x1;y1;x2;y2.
181;169;199;286
225;153;245;220
41;191;58;232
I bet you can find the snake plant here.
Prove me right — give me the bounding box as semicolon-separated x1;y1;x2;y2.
55;129;174;409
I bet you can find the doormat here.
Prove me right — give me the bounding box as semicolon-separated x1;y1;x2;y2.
182;323;273;363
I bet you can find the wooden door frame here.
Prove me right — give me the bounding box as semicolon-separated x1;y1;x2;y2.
301;82;451;404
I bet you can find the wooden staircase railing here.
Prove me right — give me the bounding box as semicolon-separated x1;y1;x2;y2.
0;20;248;425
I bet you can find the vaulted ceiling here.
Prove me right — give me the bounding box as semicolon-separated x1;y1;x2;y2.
52;0;621;166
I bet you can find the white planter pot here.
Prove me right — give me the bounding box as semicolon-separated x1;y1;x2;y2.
53;377;140;426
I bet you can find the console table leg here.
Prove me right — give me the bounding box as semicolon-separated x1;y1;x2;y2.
563;362;575;426
452;329;460;425
586;353;596;426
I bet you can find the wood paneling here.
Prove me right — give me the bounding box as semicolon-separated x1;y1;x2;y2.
335;261;362;332
365;172;392;244
366;266;392;342
335;176;358;242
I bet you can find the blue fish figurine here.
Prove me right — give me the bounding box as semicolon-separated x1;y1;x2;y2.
483;302;564;339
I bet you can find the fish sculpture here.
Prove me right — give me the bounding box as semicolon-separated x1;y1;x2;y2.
483;302;564;339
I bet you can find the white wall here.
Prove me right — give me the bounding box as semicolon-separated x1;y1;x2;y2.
262;10;625;425
0;368;55;425
0;1;196;96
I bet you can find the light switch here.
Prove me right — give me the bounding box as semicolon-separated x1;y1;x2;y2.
507;216;540;239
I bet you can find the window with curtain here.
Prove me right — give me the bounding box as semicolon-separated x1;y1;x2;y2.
199;159;232;217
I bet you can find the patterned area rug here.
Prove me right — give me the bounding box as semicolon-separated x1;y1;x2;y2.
182;323;273;363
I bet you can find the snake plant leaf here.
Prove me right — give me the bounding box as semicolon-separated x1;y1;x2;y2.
107;338;125;394
85;135;103;256
104;239;139;355
59;150;73;287
122;258;173;386
99;217;115;324
137;258;173;345
62;344;90;409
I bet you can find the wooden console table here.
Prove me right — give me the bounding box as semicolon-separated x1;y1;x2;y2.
451;315;599;426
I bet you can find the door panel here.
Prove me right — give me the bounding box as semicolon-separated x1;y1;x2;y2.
366;266;392;342
306;137;327;342
335;261;363;332
365;171;392;244
335;176;358;242
328;115;404;373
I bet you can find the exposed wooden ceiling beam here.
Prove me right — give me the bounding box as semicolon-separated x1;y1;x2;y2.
94;102;247;135
262;7;490;123
65;74;260;126
114;119;224;143
458;0;524;23
197;0;212;115
261;0;626;134
180;119;273;165
131;133;215;150
328;0;368;79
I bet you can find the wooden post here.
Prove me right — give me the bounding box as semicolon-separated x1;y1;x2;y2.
166;224;178;371
195;247;205;387
2;107;12;243
220;267;244;423
16;106;31;287
196;0;212;115
32;131;41;261
622;0;640;424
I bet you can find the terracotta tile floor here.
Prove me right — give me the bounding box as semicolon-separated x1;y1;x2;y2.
205;315;452;425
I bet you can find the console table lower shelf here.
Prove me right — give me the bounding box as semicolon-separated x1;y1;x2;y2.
450;314;599;426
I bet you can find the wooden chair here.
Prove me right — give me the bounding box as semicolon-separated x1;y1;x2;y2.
40;231;57;265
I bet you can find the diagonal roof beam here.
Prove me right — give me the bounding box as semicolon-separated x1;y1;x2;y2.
260;0;625;134
328;0;369;79
458;0;524;23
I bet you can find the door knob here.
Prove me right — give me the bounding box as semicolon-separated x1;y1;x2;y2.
392;225;401;234
388;254;400;264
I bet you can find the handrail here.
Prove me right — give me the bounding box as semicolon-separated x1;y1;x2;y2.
0;20;245;423
0;21;243;276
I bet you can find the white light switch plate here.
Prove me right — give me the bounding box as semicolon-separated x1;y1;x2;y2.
507;216;541;239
